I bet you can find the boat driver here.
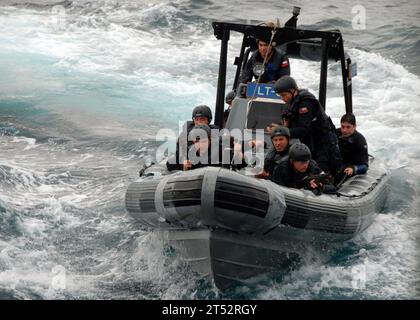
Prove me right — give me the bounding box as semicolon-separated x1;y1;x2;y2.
238;37;290;84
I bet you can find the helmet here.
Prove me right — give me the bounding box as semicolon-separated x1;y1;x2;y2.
189;124;211;141
192;105;212;122
225;90;236;104
270;125;290;139
289;143;311;161
274;76;298;94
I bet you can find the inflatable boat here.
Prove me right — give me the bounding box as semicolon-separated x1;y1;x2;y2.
125;9;390;290
126;158;388;289
127;160;388;237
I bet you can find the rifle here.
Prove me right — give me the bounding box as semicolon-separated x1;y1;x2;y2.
300;173;335;195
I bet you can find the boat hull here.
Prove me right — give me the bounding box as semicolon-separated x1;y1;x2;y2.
125;160;390;290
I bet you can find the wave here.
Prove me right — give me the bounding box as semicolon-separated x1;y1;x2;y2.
10;0;73;9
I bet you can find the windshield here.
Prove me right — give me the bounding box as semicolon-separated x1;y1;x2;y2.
246;100;287;131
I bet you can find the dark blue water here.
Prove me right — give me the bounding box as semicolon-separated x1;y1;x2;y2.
0;0;419;299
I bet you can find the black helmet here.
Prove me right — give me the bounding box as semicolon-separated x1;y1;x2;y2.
225;90;236;104
270;125;290;139
189;124;211;141
274;76;298;94
289;143;311;161
192;105;212;122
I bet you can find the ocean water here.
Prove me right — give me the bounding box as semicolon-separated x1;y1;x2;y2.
0;0;419;299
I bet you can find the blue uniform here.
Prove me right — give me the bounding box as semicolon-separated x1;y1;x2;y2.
239;47;290;84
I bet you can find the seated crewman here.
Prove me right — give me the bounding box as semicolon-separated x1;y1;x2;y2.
256;125;290;179
167;124;244;171
271;142;336;195
182;105;219;135
176;105;219;161
336;113;369;180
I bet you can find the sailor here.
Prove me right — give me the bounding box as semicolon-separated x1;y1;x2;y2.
190;105;218;128
239;38;290;84
167;124;244;171
336;113;369;180
270;76;342;176
183;105;219;133
271;143;336;195
256;125;290;179
223;90;236;126
174;105;219;163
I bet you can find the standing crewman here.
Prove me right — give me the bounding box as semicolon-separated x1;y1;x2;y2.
270;76;342;176
239;38;290;84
